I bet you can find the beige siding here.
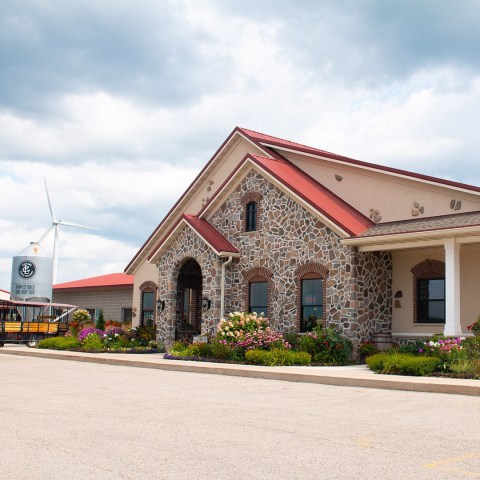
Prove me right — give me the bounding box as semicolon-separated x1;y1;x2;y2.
285;152;480;223
392;244;480;335
53;286;133;323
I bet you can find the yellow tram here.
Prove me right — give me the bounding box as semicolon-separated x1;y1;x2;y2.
0;299;76;347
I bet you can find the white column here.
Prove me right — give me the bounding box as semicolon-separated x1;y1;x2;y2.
444;238;462;336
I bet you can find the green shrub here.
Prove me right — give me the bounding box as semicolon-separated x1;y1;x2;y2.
95;309;105;331
80;333;105;351
283;332;301;349
297;326;353;365
245;348;311;366
131;325;157;346
397;339;425;355
170;340;189;356
463;336;480;361
209;341;239;361
37;336;81;350
367;352;440;376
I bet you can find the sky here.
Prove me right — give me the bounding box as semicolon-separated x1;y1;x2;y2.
1;0;480;290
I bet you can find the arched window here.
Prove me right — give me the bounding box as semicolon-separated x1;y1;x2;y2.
300;275;323;332
296;262;328;332
140;281;157;327
241;192;262;232
246;201;257;232
249;277;268;316
244;267;272;318
411;260;445;324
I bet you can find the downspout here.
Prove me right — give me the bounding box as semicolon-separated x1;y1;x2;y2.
220;255;233;321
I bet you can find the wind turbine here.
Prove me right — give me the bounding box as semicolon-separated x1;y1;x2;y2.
37;179;98;284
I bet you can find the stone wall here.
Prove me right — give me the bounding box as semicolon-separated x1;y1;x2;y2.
156;169;392;348
156;226;222;344
208;170;392;346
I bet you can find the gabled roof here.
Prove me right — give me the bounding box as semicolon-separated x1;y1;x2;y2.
200;153;373;237
54;273;134;290
148;214;239;262
238;127;480;195
126;126;480;273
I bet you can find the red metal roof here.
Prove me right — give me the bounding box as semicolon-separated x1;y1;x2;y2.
183;215;239;254
148;215;238;262
238;127;480;194
200;153;372;237
250;154;372;236
54;273;134;290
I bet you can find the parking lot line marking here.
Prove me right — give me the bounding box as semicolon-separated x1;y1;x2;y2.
425;452;480;478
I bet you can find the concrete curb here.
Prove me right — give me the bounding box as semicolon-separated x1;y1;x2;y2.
1;346;479;396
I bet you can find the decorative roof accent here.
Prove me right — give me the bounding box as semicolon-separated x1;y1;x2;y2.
54;273;134;290
148;214;239;262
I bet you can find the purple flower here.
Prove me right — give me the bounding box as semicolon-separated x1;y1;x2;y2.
78;328;105;342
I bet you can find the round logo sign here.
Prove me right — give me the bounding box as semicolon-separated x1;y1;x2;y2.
18;261;36;279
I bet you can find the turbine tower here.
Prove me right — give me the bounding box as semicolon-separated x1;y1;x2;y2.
37;179;98;284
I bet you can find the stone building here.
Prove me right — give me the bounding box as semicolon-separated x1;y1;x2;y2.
125;127;480;349
53;273;133;324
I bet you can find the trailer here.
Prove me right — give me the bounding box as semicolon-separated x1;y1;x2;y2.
0;299;76;347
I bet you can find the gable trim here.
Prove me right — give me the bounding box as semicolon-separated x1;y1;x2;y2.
148;215;239;263
199;153;372;237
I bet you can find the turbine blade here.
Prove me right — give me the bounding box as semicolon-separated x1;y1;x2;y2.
57;220;98;231
37;225;54;244
44;178;57;222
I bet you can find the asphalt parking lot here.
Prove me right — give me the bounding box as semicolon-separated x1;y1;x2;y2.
1;354;479;480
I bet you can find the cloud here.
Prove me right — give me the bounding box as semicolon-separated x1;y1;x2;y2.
0;0;479;290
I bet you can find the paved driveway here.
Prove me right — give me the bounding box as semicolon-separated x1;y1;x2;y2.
1;355;479;480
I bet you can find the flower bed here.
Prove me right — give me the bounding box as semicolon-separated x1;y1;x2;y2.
366;335;480;378
37;324;164;353
166;312;353;367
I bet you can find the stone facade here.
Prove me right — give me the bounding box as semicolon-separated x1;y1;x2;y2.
155;169;392;349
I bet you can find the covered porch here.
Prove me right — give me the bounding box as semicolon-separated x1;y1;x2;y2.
343;212;480;340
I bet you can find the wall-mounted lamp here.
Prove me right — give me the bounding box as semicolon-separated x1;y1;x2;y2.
394;290;403;298
156;299;166;313
202;296;211;311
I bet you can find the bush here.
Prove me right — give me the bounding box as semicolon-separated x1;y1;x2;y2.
397;339;425;355
37;336;81;350
216;312;268;344
245;348;311;366
358;342;378;358
131;325;156;346
209;341;240;361
95;309;105;331
78;328;106;342
463;336;480;361
81;333;105;351
298;326;353;365
367;352;440;376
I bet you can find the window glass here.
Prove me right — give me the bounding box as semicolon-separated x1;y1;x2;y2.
249;281;267;316
417;278;445;323
301;278;323;332
246;201;257;232
142;291;154;326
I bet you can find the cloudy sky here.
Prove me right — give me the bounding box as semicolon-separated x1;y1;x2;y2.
1;0;479;290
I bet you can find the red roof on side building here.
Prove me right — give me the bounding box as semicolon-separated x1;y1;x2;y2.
54;273;134;290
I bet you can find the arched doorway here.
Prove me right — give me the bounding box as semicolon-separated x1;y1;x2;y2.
176;258;202;341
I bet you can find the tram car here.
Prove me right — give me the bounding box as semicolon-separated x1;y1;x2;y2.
0;298;76;347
